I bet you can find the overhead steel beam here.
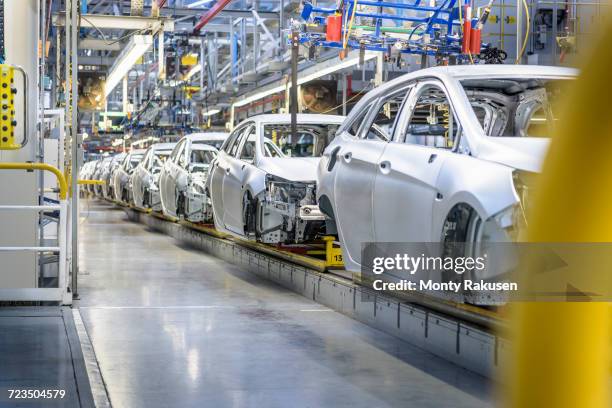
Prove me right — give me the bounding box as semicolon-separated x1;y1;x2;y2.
175;22;257;33
78;56;115;66
149;6;278;19
193;0;236;33
79;38;122;51
87;0;279;18
53;12;175;31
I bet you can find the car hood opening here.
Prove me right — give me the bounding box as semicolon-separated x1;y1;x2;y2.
258;157;320;182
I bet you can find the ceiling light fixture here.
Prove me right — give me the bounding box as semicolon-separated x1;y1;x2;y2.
202;108;220;117
105;35;153;96
232;51;377;108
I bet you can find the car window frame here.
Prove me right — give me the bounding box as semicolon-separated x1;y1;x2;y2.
178;140;190;168
170;139;186;163
225;123;251;157
395;79;464;153
141;149;151;170
343;100;377;139
234;124;256;161
359;84;414;142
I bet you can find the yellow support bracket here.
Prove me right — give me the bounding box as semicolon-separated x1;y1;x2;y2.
323;236;344;268
0;162;68;200
77;179;105;185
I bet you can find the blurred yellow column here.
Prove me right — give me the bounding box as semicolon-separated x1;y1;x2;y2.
508;20;612;408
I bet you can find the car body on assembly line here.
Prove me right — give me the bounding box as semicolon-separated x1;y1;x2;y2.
159;134;224;221
100;153;126;199
92;157;112;196
317;65;576;302
112;149;146;203
79;161;98;194
207;114;344;244
131;143;176;211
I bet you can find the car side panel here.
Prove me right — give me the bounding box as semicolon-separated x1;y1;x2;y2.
432;154;518;240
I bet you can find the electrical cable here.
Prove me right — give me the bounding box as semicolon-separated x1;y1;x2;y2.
342;0;358;49
320;84;371;114
515;0;530;63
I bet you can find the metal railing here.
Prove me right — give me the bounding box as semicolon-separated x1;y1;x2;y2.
0;163;71;304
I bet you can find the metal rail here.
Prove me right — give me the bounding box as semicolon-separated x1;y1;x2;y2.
0;162;68;199
0;163;71;304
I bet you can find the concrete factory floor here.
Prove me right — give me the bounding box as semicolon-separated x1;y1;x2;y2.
74;199;492;408
0;307;94;407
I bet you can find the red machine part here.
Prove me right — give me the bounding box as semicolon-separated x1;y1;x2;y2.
470;27;481;54
461;6;472;54
193;0;234;33
326;14;343;43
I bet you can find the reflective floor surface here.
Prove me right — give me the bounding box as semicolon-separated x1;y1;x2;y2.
77;200;492;408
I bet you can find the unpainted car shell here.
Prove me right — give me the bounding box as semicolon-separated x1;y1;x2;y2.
112;149;145;203
317;65;577;274
101;153;126;199
93;157;112;196
159;134;225;218
207;114;345;241
131;143;176;211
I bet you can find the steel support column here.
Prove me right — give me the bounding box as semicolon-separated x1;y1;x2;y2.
290;31;298;139
70;0;79;298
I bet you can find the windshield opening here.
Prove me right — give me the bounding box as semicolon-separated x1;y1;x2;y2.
152;150;171;169
191;149;217;168
194;139;225;149
460;78;570;137
262;123;339;157
128;155;143;169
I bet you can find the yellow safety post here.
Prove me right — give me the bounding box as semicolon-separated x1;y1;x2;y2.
0;162;68;200
507;20;612;408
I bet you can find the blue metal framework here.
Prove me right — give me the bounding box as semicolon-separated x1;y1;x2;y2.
298;0;470;58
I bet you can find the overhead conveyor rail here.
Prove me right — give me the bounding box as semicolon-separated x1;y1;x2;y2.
119;202;507;379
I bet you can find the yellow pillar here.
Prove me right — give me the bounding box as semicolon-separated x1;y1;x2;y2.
508;19;612;408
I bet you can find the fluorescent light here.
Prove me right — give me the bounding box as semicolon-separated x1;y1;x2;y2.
297;52;377;84
187;0;215;8
233;84;286;107
131;136;159;147
202;108;220;117
105;35;153;96
185;64;201;81
232;51;377;108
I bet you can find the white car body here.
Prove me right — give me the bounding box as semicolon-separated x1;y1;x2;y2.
131;143;176;211
94;157;113;196
207;114;345;244
79;161;98;194
101;153;126;199
112;149;145;203
317;65;577;292
87;160;103;194
159;134;225;220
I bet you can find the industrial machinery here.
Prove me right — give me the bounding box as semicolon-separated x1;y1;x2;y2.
294;0;497;63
